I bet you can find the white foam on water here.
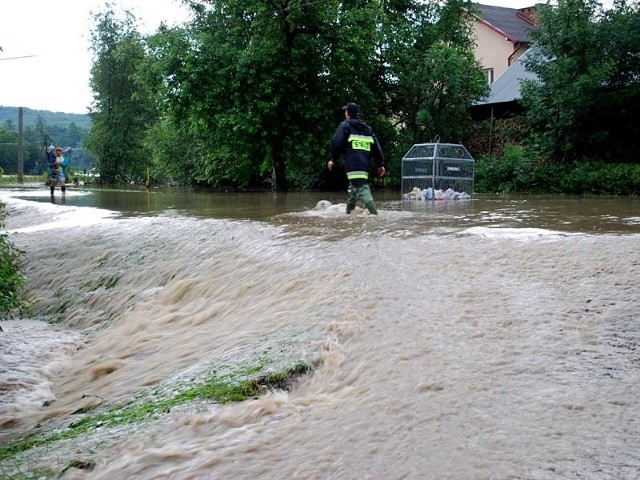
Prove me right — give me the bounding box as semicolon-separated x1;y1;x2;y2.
0;190;118;233
460;225;582;240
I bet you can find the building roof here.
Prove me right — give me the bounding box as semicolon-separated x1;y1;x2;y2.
475;48;538;106
473;3;537;44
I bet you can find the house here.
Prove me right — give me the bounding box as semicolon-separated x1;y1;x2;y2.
463;5;540;156
471;47;538;119
469;3;538;85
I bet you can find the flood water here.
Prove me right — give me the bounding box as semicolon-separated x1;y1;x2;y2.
1;185;639;480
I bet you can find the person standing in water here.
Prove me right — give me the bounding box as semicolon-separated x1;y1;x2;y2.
48;147;69;196
328;102;385;214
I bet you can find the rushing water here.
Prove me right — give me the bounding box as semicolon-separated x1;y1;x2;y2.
1;186;639;480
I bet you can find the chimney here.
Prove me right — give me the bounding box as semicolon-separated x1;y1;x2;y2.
517;7;538;26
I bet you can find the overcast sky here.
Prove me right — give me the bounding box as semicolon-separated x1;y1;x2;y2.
0;0;545;114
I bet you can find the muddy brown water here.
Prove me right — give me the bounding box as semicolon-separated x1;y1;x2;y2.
1;186;639;479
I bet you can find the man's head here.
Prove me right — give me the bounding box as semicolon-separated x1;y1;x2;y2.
55;147;62;155
342;102;360;118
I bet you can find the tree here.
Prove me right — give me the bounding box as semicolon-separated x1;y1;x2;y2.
522;0;640;164
86;5;158;184
593;0;640;163
152;0;396;191
0;126;18;173
166;1;288;190
386;0;488;150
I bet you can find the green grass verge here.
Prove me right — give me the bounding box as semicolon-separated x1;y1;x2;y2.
0;175;45;185
0;360;311;462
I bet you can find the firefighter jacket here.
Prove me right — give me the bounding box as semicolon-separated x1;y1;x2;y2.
329;117;384;182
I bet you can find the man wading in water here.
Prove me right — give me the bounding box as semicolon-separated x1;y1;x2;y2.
328;102;385;215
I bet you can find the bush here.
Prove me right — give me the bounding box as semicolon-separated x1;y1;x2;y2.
475;144;640;195
557;162;640;195
475;143;543;193
0;201;26;320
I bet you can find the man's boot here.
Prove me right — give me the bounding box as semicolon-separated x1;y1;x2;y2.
359;185;377;214
364;201;378;215
346;185;356;214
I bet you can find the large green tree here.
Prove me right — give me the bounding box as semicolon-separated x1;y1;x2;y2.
155;0;390;191
522;0;640;164
386;0;487;150
86;5;159;184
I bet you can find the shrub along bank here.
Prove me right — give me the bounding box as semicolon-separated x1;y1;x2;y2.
0;200;25;321
474;144;640;195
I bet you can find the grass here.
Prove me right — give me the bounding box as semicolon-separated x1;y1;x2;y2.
0;175;45;185
0;174;98;186
0;360;311;463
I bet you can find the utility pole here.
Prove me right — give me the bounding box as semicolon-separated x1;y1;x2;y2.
18;107;24;183
3;48;26;182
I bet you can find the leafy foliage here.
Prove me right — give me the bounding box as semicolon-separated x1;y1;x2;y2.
86;6;159;184
136;0;484;190
0;202;26;320
475;143;545;193
521;0;640;164
388;0;487;150
475;143;640;195
154;0;353;190
0;119;92;176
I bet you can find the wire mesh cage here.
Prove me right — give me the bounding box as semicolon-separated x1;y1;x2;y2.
401;142;474;200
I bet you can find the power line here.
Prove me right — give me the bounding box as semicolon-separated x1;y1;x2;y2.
2;1;334;64
0;54;38;61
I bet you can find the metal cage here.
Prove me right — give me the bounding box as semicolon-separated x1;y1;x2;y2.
401;143;474;199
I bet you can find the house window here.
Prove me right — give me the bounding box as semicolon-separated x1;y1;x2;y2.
484;68;494;85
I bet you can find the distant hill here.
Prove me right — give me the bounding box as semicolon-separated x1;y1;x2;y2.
0;106;91;131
